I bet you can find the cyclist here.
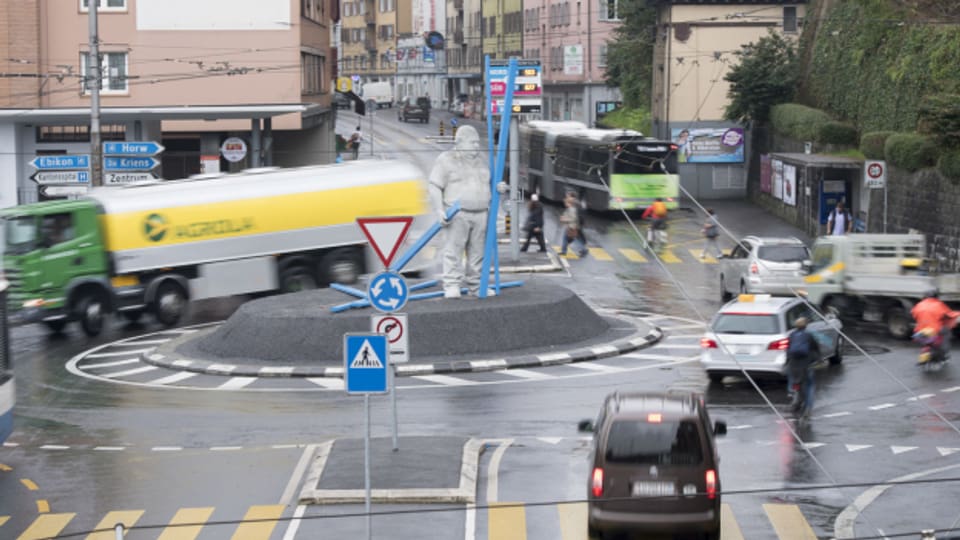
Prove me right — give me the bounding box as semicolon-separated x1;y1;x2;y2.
786;317;820;419
641;197;669;249
911;288;960;362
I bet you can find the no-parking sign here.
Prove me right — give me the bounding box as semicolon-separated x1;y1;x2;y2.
371;313;409;363
865;160;886;189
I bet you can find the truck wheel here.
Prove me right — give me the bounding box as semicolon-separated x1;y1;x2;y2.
280;266;318;293
77;294;107;337
321;249;362;285
885;306;912;340
44;320;67;334
154;282;187;327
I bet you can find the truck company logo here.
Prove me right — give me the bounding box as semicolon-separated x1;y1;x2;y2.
144;214;168;242
143;214;254;242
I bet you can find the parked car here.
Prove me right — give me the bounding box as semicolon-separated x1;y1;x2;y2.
451;94;468;117
578;391;726;540
398;96;431;123
700;294;843;383
360;81;394;109
719;236;810;300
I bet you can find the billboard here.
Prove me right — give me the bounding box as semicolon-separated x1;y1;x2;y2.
671;127;745;163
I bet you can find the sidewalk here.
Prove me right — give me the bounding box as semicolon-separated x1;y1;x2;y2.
686;199;813;246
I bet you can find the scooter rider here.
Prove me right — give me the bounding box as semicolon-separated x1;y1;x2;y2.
911;288;960;361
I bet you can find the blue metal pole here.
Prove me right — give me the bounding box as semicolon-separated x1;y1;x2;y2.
330;283;366;299
390;202;461;273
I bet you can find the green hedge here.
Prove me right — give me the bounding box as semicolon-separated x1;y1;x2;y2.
918;93;960;148
938;149;960;183
596;106;652;135
884;133;939;172
770;103;832;141
818;121;858;145
860;131;895;160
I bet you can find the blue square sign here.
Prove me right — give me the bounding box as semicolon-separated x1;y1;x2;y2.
344;333;389;394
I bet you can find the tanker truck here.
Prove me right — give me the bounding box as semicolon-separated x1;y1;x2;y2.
1;160;431;336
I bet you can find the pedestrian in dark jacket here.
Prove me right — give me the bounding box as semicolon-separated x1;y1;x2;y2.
786;317;821;415
521;194;546;252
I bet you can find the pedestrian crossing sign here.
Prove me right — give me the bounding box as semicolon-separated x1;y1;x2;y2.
344;333;389;394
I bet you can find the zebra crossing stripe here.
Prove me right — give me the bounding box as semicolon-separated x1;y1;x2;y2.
149;372;199;385
157;507;214;540
86;348;155;358
499;369;553;380
587;247;613;261
659;250;682;264
618;248;647;263
557;502;587;540
218;377;256;390
413;374;474;386
307;378;344;390
91;510;144;539
565;362;623;373
15;513;75;539
230;505;284;540
101;366;158;379
764;503;818;539
721;504;746;540
84;358;140;369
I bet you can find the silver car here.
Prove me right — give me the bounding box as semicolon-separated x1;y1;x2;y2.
719;236;810;300
700;294;843;383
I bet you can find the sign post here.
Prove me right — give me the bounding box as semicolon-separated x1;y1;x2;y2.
344;333;389;540
864;160;887;232
372;313;408;450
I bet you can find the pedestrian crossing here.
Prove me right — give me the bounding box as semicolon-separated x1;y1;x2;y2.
555;245;727;264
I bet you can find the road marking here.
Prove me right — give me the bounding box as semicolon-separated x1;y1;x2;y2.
158;507;214;540
621;352;698;362
20;479;38;490
802;442;826;450
230;505;284;540
846;444;873;452
721;503;746;540
36;500;49;513
210;446;243;451
463;503;476;540
536;437;562;445
113;339;169;346
819;411;853;419
937;447;960;456
85;348;155;358
94;446;125;451
499;369;553;380
689;249;718;263
218;377;256;390
83;358;140;369
905;394;935;401
553;246;580;259
557;502;587;540
487;440;513;503
941;385;960;393
764;503;818;539
413;374;474;386
658;249;682;263
101;366;158;379
152;446;183;452
280;505;306;540
618;248;647;263
587;247;613;261
488;503;525;540
565;362;623;373
88;510;144;540
728;424;753;430
39;445;69;450
868;403;896;410
15;513;75;540
0;516;8;527
281;444;318;506
891;446;917;454
149;372;200;385
307;378;344;390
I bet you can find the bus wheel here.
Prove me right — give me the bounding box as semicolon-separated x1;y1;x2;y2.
153;281;187;327
77;294;107;337
321;249;362;285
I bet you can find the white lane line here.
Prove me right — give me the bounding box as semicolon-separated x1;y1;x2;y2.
94;446;126;451
218;377;256;390
565;362;623;373
621;352;698;362
891;446;917;454
307;378;344;390
463;503;476;540
281;504;307;540
498;369;553;380
210;446;243;451
280;444;318;506
819;411;853;419
802;442;826;450
868;403;896;411
659;323;706;330
101;366;158;379
149;372;199;385
412;374;475;386
846;445;872;452
152;446;183;452
937;447;960;456
39;445;69;450
941;386;960;393
112;340;169;346
728;425;753;430
537;437;562;445
85;348;155;358
83;358;140;369
652;344;702;350
487;440;514;504
906;394;935;402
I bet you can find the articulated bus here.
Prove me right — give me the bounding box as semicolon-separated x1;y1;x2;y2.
518;121;680;211
1;277;11;445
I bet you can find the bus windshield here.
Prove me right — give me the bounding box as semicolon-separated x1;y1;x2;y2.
4;215;37;255
613;141;678;175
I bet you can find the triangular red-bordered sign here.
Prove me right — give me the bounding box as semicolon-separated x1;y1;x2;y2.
356;216;414;269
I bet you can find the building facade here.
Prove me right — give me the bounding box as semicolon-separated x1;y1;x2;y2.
445;0;484;116
396;0;448;107
0;0;338;207
481;0;522;60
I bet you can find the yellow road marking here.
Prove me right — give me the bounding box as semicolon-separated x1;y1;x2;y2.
690;249;719;264
763;503;818;539
587;247;613;261
0;463;11;471
0;516;9;527
721;503;745;540
158;507;215;540
15;513;75;540
20;479;38;491
659;249;682;264
557;502;587;540
553;246;579;259
230;505;284;540
36;501;49;514
86;510;144;540
619;248;647;263
488;502;526;540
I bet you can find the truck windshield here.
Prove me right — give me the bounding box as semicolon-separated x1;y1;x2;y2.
4;216;37;255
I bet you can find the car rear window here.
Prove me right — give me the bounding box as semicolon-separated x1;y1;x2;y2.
416;98;430;108
605;420;704;465
713;313;780;334
757;245;808;262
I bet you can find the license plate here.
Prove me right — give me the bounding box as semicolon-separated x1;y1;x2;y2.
631;481;676;497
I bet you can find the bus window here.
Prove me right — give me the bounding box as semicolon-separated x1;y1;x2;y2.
614;142;678;175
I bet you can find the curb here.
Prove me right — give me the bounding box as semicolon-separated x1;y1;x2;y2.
140;313;663;379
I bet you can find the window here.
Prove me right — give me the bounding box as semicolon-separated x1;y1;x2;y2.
40;213;76;246
783;6;798;33
598;43;608;67
301;52;326;95
757;245;809;263
605;420;704;465
36;124;124;143
80;51;128;93
563;2;570;25
80;0;126;11
599;0;619;21
713;314;780;335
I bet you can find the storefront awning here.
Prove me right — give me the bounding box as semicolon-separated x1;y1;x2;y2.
770;153;863;169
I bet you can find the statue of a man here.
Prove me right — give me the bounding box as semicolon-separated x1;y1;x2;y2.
428;125;491;298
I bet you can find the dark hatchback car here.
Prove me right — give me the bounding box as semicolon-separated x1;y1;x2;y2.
398;96;431;123
578;392;727;539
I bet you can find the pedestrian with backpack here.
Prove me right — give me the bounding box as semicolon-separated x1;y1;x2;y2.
786;317;821;419
826;201;853;236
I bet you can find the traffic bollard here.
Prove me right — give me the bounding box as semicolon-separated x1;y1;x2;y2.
504;212;511;235
452;122;458;137
439;120;444;136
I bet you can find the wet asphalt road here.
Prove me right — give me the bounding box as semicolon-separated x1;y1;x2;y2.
1;112;959;540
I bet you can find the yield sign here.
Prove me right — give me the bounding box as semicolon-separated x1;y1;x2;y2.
357;216;413;268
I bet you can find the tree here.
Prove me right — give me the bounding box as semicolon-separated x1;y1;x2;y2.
604;1;659;109
724;31;799;125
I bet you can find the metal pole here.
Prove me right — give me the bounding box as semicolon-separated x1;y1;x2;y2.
883;183;888;233
369;108;374;157
509;117;520;261
390;364;398;451
113;523;124;539
88;0;102;187
364;393;372;540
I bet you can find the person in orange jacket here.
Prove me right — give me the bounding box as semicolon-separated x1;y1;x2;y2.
912;288;960;360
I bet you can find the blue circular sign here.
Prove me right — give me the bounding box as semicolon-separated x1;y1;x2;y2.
367;271;409;313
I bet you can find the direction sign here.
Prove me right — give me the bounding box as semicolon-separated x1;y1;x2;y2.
105;172;157;185
30;155;90;170
865;160;886;189
103;141;165;156
41;185;89;197
372;313;409;364
104;156;160;171
344;333;389;394
488;59;542;115
367;271;409;313
31;170;89;185
357;216;414;268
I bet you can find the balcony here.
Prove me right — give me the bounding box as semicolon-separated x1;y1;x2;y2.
453;0;463;10
365;12;375;25
453;30;464;43
365;36;377;51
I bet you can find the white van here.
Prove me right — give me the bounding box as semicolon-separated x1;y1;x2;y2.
361;82;394;109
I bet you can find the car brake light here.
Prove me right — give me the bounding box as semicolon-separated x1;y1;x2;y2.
750;263;759;274
591;467;604;497
700;338;718;349
647;413;662;423
706;469;717;499
768;338;790;351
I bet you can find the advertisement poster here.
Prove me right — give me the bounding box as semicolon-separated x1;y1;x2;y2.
760;154;771;194
563;44;583;75
671;127;745;163
782;163;797;206
772;159;784;200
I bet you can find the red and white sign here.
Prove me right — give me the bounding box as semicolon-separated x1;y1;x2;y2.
865;160;886;189
357;216;413;268
372;313;408;363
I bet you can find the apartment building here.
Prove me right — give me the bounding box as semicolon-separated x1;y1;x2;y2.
445;0;484;115
481;0;522;60
524;0;621;127
0;0;338;206
396;0;447;107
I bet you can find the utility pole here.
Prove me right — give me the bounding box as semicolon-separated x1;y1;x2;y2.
88;0;103;186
